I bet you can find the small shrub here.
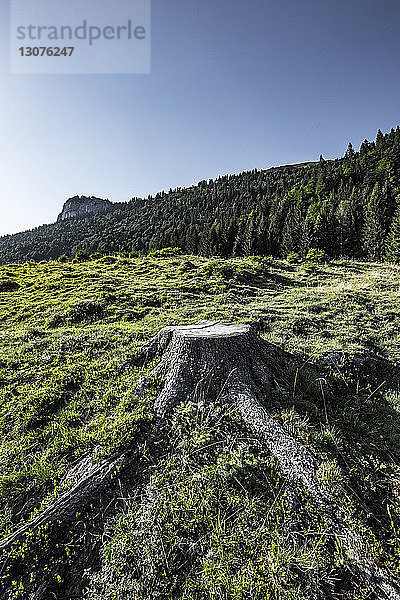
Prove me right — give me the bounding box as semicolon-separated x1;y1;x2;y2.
57;255;68;263
148;247;182;258
305;248;327;264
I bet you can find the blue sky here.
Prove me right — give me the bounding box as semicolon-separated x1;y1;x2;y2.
1;0;400;235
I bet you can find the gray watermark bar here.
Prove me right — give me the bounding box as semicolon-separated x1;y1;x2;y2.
10;0;151;74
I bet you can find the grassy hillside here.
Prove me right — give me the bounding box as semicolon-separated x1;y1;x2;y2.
0;254;400;599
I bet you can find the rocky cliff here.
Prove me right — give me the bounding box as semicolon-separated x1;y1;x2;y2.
57;196;112;222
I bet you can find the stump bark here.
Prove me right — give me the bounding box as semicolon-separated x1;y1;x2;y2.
140;321;271;418
1;321;400;599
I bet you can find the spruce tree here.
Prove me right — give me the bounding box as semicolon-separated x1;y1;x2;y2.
362;183;386;260
385;200;400;262
345;142;355;158
376;128;384;147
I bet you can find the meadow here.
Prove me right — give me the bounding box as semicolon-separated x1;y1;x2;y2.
0;254;399;599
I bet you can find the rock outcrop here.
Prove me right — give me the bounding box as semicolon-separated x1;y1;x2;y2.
57;196;112;222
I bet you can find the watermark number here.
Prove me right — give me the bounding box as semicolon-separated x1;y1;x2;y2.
19;46;75;57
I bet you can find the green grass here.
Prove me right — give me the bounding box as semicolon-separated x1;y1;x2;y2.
0;255;400;599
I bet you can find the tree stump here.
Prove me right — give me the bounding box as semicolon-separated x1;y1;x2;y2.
1;321;400;599
140;321;271;418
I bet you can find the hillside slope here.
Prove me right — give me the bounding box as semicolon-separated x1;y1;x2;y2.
1;127;400;264
0;254;400;598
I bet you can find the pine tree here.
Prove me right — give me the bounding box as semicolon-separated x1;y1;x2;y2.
335;188;361;256
360;139;370;155
376;128;384;147
362;183;386;260
314;192;338;256
345;142;355;158
386;201;400;262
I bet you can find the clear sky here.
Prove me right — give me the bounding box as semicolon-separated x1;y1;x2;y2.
1;0;400;236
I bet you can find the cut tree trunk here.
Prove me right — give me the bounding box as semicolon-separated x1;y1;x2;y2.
1;321;400;599
140;320;272;418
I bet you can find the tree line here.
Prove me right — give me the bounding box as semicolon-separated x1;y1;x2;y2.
1;126;400;264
